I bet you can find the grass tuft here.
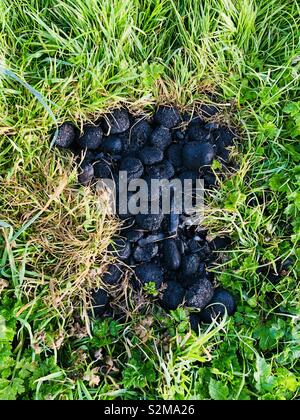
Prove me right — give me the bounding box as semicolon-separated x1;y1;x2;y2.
0;0;299;400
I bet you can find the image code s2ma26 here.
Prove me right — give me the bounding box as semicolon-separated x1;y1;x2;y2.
104;403;196;417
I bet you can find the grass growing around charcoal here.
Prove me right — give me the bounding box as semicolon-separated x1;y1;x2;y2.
0;0;299;400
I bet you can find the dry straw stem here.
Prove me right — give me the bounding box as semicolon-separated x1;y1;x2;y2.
0;149;121;326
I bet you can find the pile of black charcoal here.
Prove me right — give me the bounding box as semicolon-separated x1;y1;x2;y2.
53;105;237;330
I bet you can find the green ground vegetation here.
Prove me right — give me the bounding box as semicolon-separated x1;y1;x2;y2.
0;0;299;400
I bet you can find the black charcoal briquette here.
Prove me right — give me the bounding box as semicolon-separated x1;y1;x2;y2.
108;238;131;260
209;236;232;251
218;126;236;147
129;118;152;151
102;135;123;154
186;123;210;143
103;108;130;135
134;263;164;288
146;160;175;180
54;122;76;148
135;213;164;231
153;106;181;129
166;143;183;167
150;126;172;151
181;254;200;277
91;288;109;317
123;229;144;243
139;147;164;165
160;281;185;310
199;288;236;323
186;278;214;310
133;243;158;263
120;157;144;182
93;160;112;179
78;162;94;186
78;125;103;150
162;239;181;271
103;264;123;285
182;142;215;170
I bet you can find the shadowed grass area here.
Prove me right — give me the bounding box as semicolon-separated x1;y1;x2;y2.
0;0;299;400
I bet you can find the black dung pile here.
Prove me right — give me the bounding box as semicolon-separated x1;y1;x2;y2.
53;105;237;330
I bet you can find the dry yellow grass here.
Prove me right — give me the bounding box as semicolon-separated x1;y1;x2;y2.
0;147;121;334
